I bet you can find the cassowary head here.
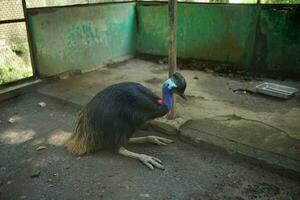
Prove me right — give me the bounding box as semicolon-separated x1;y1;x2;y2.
163;72;187;100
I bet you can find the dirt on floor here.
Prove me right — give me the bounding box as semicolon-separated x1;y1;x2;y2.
0;92;299;200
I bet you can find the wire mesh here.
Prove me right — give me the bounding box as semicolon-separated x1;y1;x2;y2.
0;22;33;85
0;0;24;21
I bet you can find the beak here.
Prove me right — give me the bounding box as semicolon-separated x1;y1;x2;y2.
178;93;187;100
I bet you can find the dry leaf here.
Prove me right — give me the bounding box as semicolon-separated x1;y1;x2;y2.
36;146;47;151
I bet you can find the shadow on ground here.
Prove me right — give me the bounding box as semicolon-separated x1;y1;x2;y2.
0;92;299;200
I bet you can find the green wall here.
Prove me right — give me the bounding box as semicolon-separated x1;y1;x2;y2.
136;3;300;73
256;8;300;73
28;3;136;76
28;2;300;76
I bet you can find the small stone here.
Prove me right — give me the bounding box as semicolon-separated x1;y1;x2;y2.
48;179;53;182
20;195;27;199
30;170;41;178
140;193;150;198
38;102;46;107
7;180;12;185
48;184;54;188
76;157;81;160
53;173;57;176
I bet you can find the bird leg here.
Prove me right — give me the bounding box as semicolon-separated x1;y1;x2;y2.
129;136;173;146
118;147;164;170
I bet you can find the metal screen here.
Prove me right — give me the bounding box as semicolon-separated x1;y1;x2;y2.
0;0;33;85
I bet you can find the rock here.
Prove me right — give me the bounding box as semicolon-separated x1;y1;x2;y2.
30;170;40;178
20;195;27;199
38;102;46;107
7;180;12;185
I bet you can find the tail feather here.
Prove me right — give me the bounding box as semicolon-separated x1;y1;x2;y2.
67;108;102;155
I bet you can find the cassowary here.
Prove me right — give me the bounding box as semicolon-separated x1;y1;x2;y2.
67;72;186;169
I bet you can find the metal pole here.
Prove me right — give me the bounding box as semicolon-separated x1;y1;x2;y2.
168;0;177;119
22;0;39;78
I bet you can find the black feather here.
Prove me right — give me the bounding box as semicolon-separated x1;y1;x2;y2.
67;82;168;154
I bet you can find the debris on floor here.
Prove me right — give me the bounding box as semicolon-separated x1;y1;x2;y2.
38;102;47;107
36;146;47;151
30;170;41;178
7;117;16;123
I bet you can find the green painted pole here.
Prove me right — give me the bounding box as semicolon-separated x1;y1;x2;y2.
168;0;177;119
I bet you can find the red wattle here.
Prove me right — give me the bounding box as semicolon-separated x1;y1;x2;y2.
157;99;163;105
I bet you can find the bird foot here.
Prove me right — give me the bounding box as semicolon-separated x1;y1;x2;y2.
147;136;173;146
139;154;164;170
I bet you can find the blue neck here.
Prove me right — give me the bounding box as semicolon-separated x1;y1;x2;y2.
162;86;172;110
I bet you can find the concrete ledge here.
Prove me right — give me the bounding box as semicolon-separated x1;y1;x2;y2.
0;79;42;102
179;124;300;180
148;116;191;135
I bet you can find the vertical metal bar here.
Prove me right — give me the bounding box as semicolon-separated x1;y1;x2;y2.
168;0;177;119
22;0;39;77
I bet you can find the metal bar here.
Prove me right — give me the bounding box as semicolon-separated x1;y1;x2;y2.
0;19;25;25
22;0;39;78
168;0;177;119
26;0;136;11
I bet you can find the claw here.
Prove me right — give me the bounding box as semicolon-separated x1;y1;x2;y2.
148;136;174;146
139;154;164;170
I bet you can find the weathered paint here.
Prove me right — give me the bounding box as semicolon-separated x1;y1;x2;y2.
136;3;300;73
27;2;300;75
257;7;300;73
28;3;136;76
137;4;258;65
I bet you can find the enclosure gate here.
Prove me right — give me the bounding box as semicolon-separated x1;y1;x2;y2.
0;0;37;86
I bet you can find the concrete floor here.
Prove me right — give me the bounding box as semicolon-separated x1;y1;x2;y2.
0;92;299;200
0;58;300;199
37;58;300;174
